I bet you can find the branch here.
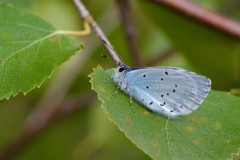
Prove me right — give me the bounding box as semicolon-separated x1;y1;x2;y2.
73;0;122;65
0;93;96;160
152;0;240;38
117;0;142;66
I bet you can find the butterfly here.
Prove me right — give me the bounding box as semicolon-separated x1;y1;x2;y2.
112;62;211;118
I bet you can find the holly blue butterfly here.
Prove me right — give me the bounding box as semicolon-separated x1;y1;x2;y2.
112;62;211;118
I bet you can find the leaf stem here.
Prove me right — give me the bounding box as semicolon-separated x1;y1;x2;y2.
58;22;91;36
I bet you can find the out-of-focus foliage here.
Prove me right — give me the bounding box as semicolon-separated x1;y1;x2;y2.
0;0;240;160
139;1;240;90
0;0;37;7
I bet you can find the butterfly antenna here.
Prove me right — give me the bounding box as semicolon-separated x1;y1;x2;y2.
102;39;117;54
101;39;125;65
102;54;108;58
101;54;115;62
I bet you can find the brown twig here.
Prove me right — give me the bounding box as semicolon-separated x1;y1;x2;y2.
0;93;96;160
73;0;122;65
117;0;142;66
151;0;240;38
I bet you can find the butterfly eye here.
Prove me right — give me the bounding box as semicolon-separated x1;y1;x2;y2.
119;67;125;72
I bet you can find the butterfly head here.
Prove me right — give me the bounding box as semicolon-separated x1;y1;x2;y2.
117;62;128;72
112;63;129;84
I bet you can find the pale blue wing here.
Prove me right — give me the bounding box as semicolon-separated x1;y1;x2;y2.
123;67;211;118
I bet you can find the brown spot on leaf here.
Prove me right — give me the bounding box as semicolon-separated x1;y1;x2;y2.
104;95;110;101
185;126;194;134
124;116;132;124
153;132;161;138
212;122;222;131
50;35;59;41
191;139;201;145
142;109;150;116
188;116;208;125
150;141;159;147
99;87;106;93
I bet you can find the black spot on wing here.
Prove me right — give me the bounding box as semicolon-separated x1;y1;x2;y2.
160;102;166;106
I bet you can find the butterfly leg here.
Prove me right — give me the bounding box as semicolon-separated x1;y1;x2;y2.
129;92;135;113
125;83;135;113
113;80;122;96
113;85;120;96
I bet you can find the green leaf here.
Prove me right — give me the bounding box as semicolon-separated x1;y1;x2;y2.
0;0;38;8
138;1;240;90
90;67;240;160
0;4;81;100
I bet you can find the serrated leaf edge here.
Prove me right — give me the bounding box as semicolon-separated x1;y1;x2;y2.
227;148;240;160
1;40;83;100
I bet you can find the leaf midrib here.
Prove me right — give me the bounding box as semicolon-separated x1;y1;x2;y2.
2;32;58;62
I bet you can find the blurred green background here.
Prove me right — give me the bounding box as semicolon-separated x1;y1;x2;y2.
0;0;240;159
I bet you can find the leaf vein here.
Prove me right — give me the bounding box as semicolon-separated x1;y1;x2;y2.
171;122;219;159
0;21;53;33
3;32;57;62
